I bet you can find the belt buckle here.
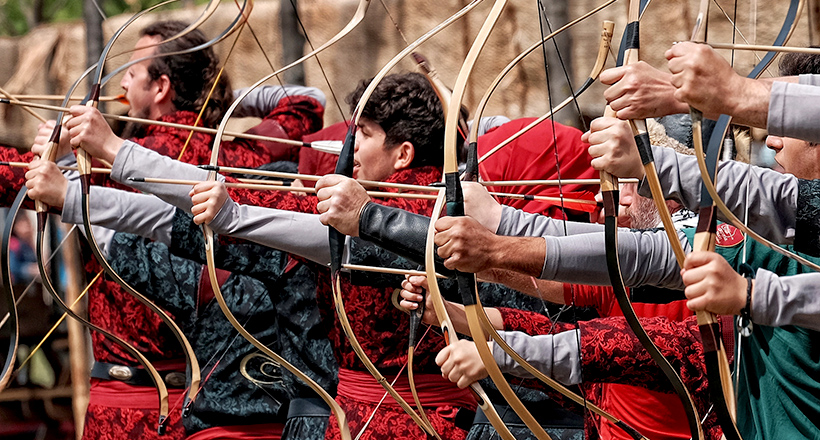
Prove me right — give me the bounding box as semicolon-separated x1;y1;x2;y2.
108;365;133;381
164;372;186;388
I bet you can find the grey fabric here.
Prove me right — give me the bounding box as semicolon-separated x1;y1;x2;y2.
638;145;797;243
497;205;603;237
112;140;220;210
540;228;689;290
768;80;820;143
62;182;175;246
470;116;511;138
492;329;582;386
109;140;333;265
232;85;327;118
498;205;688;288
753;269;820;332
208;196;331;266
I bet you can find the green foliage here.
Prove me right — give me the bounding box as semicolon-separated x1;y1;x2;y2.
0;0;210;37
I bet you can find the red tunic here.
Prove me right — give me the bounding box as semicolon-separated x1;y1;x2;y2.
477;118;599;219
563;284;695;440
496;306;723;440
297;121;349;187
225;166;473;440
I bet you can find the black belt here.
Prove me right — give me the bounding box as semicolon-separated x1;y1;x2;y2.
286;397;331;419
90;361;187;389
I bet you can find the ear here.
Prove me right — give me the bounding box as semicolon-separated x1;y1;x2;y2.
153;74;174;105
392;141;415;170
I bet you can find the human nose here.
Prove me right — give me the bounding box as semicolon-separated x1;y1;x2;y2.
765;135;783;152
619;184;635;207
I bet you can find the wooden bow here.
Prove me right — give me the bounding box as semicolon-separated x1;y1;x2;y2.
600;0;705;438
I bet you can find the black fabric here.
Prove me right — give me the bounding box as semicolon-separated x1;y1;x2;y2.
795;179;820;257
357;202;453;277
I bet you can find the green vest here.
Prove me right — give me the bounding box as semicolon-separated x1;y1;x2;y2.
683;227;820;440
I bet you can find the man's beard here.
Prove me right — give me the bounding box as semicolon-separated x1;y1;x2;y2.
627;195;662;229
119;120;147;139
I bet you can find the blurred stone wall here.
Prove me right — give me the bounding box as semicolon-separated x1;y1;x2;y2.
0;0;810;149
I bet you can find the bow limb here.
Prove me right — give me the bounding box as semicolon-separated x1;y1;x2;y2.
423;192;515;440
469;0;617;149
477;18;614;164
457;19;648;438
436;1;562;439
204;0;371;120
6;1;182;417
105;0;221;60
98;0;251;88
694;0;815;272
325;3;510;436
200;225;351;439
27;128;173;432
73;0;264;415
688;1;804;439
605;1;705;438
193;3;383;437
0;198;20;392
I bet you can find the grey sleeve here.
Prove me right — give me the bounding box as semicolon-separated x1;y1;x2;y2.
539;228;688;290
498;205;604;237
469;116;511;138
111;140;222;210
751;268;820;331
207;195;331;266
799;74;820;86
62;181;175;245
492;329;582;386
111;140;333;265
640;145;797;243
232;85;327;118
768;81;820;144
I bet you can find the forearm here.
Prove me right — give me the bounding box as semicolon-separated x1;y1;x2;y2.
767;76;820;143
752;269;820;331
492;330;582;386
110;140;218;210
540;228;688;290
479;269;566;304
642;145;797;243
497;205;603;237
233;85;327;118
442;301;504;336
208;195;331;265
62;181;175;245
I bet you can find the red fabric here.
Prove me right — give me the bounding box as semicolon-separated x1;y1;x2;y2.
577;316;722;440
186;423;284;440
564;284;693;322
477;118;599;218
63;95;319;437
82;401;186;440
337;368;477;410
297;121;350;187
565;284;694;439
500;305;721;439
0;147;35;209
87;378;186;409
87;94;322;366
325;394;469;440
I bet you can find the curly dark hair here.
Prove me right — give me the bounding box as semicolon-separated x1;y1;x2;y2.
346;72;466;168
779;48;820;76
139;21;233;128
